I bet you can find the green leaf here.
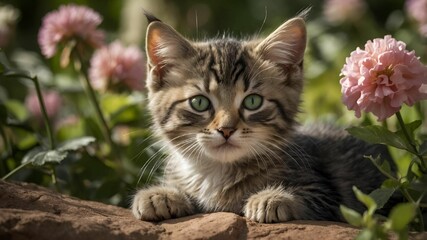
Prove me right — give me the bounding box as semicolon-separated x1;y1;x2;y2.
22;147;68;166
100;93;130;115
388;203;416;232
355;229;375;240
110;103;140;125
404;162;417;183
4;100;29;121
420;140;427;155
366;155;393;176
2;69;32;79
382;179;400;189
409;175;427;192
340;205;363;227
83;117;104;139
347;126;411;152
58;136;96;152
56;118;85;141
398;120;421;140
0;50;11;73
369;188;395;209
16;133;37;150
0;85;7;102
353;186;377;214
9;127;37;149
0;51;29;78
0;103;7;124
395;121;422;154
0;51;33;80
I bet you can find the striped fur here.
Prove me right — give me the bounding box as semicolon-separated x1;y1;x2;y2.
132;15;394;223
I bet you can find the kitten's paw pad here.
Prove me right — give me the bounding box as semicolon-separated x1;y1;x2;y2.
132;186;194;221
244;187;294;223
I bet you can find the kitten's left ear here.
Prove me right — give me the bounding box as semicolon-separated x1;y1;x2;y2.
256;17;306;66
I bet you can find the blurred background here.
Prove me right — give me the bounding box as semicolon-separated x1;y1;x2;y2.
1;0;426;207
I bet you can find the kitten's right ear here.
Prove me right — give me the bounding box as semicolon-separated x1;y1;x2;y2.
146;21;196;89
256;17;306;67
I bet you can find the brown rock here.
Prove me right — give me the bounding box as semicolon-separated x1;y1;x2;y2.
0;180;163;240
0;180;424;239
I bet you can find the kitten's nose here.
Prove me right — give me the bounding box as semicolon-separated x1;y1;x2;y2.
217;127;236;140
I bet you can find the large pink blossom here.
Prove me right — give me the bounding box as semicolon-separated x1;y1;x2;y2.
406;0;427;37
38;4;105;58
89;41;146;92
340;35;427;121
25;90;62;121
0;4;20;48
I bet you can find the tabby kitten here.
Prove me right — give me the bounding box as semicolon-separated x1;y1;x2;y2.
131;14;390;223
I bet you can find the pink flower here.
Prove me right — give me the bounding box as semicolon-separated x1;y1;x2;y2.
25;90;62;121
112;125;132;145
0;4;20;48
89;41;146;92
55;115;79;130
406;0;427;37
38;4;105;58
340;35;427;121
323;0;366;25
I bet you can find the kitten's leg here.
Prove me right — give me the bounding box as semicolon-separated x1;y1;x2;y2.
132;185;195;221
244;186;306;223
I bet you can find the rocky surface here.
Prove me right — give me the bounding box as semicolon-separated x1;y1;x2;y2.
0;180;424;239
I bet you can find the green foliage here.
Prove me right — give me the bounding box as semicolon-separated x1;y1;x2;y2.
342;113;427;238
0;47;155;206
341;187;386;240
22;148;68;166
19;136;96;166
341;187;419;240
57;136;96;151
347;120;422;154
388;203;417;232
4;100;28;121
368;188;396;209
340;205;363;227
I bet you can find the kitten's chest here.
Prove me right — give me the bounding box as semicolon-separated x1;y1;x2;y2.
164;156;271;213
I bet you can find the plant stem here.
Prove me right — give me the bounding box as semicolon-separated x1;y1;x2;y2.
2;73;56;150
369;157;397;181
33;76;55;150
416;204;425;232
418;208;425;232
395;111;426;172
79;73;113;145
0;124;11;176
72;50;120;162
0;124;11;154
1;162;31;180
50;166;59;192
400;187;425;232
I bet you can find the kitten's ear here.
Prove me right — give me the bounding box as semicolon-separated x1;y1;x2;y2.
146;21;196;85
256;17;306;66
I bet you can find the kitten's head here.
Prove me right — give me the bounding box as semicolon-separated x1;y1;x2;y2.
145;15;306;164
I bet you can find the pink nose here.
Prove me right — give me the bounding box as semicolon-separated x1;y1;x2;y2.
217;127;236;139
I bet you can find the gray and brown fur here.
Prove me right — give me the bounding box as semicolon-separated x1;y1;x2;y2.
132;13;393;223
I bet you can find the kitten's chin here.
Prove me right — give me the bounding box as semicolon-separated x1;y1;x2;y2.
204;142;248;163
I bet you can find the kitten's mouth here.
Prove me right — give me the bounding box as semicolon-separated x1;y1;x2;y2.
214;142;240;150
204;141;246;163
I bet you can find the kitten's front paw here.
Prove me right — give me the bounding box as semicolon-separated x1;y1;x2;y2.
244;187;296;223
132;186;195;221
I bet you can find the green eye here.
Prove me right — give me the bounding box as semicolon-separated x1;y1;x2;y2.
243;94;263;110
190;95;210;112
